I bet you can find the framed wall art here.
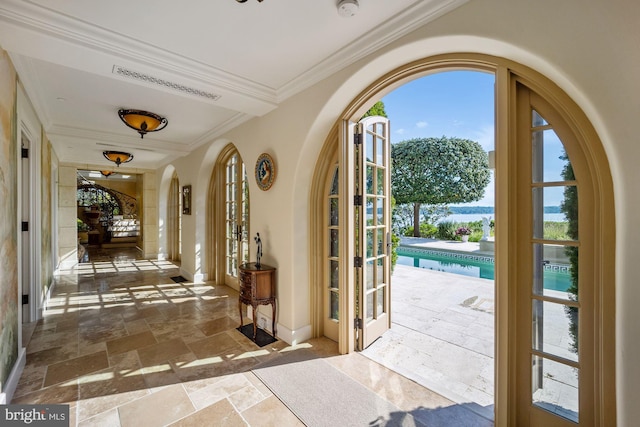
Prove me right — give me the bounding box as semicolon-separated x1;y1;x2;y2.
255;153;276;191
182;185;191;215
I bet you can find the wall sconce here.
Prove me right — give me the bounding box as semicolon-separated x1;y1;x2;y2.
118;109;168;138
103;151;133;167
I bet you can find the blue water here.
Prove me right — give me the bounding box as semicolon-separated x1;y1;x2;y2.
397;248;571;292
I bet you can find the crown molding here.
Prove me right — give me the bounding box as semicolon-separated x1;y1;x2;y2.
0;0;278;107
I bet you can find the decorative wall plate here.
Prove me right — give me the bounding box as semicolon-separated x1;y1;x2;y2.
255;153;276;191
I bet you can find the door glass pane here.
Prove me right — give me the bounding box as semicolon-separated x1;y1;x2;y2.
532;109;548;127
330;291;339;321
377;197;384;225
330;168;339;195
532;186;577;240
532;128;568;183
366;292;374;322
366;133;374;163
367;229;374;258
377;229;384;256
377;287;385;315
366;197;374;226
366;165;374;194
532;299;579;362
376;168;384;195
533;243;578;299
532;355;579;423
329;260;339;289
376;258;384;285
376;137;384;165
330;229;339;257
329;198;338;226
366;260;374;290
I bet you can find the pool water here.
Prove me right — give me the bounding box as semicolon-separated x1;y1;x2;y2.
396;247;571;292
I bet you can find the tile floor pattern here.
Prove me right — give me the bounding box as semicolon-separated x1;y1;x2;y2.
13;248;492;427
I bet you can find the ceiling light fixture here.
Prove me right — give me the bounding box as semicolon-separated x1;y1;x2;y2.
236;0;264;3
101;171;116;178
118;109;168;139
103;151;133;167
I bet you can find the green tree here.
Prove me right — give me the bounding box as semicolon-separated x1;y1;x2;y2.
362;101;388;118
391;137;490;237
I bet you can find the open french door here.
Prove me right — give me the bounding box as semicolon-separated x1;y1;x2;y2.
350;116;392;351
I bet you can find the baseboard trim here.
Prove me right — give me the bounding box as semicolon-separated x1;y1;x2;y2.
1;347;26;403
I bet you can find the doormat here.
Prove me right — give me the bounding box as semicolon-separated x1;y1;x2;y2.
252;349;413;427
237;324;277;347
170;275;188;283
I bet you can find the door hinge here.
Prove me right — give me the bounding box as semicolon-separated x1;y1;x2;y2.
353;131;362;145
354;256;363;268
21;147;29;158
22;295;29;305
354;318;362;330
21;221;29;232
354;195;362;206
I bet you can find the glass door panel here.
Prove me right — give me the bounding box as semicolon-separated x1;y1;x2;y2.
224;153;249;286
357;116;391;350
528;106;581;424
325;165;340;340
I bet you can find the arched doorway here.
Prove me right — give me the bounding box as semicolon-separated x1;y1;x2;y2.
310;54;615;426
207;144;250;289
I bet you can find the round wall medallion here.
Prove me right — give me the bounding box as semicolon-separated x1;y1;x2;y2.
255;153;276;191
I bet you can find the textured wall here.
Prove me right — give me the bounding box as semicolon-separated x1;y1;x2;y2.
0;49;18;388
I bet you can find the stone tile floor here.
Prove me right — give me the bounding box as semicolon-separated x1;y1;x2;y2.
14;247;493;426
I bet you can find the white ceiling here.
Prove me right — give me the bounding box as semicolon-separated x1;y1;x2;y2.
0;0;467;169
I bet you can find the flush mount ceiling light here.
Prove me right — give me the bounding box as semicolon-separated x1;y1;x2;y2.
100;171;116;178
337;0;359;17
118;109;168;139
236;0;264;3
103;151;133;167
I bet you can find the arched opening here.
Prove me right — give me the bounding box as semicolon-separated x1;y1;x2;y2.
207;143;250;289
309;53;615;426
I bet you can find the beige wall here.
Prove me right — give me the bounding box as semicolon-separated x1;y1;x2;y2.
162;0;639;423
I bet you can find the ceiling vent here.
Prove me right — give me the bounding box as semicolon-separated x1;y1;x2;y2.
112;65;222;101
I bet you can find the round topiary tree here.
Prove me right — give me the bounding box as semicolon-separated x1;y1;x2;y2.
391;136;491;237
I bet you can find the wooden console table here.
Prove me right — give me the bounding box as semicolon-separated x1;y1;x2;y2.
238;263;276;341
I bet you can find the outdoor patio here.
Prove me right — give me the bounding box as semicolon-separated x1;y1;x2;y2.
363;261;495;422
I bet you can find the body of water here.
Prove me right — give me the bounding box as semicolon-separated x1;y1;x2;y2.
396;247;571;292
437;213;566;224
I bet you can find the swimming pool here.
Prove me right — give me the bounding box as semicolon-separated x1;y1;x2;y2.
396;246;571;292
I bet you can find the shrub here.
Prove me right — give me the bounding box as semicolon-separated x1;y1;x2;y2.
437;221;458;240
420;223;438;238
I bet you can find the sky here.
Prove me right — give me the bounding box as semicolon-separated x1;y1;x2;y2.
381;70;567;207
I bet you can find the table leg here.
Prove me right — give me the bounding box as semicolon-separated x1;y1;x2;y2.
271;300;277;338
252;305;257;340
239;299;243;329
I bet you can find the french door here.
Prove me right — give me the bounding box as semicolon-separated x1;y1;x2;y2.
342;115;392;351
514;83;594;426
224;152;249;287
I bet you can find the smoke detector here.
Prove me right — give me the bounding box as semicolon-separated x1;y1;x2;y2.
337;0;359;17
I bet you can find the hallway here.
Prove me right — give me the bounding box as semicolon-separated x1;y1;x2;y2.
13;249;491;426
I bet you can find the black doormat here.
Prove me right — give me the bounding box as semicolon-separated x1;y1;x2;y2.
237;324;277;347
170;275;188;283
